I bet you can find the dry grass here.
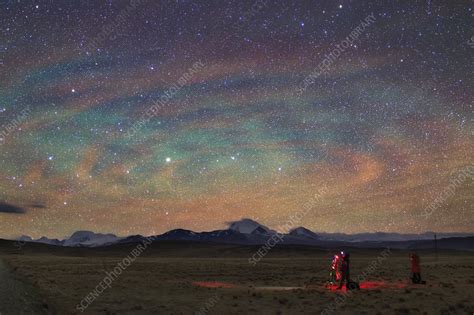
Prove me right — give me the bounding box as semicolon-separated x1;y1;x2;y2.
1;248;473;314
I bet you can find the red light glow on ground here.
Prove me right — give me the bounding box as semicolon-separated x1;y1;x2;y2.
326;281;407;291
192;280;408;291
192;281;236;289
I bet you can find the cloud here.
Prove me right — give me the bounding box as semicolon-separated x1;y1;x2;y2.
0;202;26;214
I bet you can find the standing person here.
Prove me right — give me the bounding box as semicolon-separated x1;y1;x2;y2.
337;252;350;289
329;253;341;285
410;253;422;284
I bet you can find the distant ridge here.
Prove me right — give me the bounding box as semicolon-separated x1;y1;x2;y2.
12;218;474;250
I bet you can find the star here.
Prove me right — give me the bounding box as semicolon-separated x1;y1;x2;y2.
0;0;471;239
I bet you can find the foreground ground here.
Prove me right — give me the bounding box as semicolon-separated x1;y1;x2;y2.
0;259;50;314
0;241;473;314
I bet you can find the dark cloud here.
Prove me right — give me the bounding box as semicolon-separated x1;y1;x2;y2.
0;202;26;214
0;201;26;214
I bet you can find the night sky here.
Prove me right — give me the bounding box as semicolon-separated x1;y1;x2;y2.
0;0;472;239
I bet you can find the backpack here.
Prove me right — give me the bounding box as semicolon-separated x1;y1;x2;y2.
347;281;360;290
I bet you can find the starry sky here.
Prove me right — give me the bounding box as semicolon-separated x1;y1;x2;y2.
0;0;472;239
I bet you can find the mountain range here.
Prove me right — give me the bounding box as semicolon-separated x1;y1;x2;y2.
14;218;474;250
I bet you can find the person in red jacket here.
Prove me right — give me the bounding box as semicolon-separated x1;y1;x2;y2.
410;253;422;283
329;253;341;285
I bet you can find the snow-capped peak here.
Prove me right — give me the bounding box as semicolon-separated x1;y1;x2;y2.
17;235;33;242
228;218;274;234
63;231;120;247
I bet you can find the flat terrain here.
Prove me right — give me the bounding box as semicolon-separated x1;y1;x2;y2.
0;259;51;314
0;240;473;314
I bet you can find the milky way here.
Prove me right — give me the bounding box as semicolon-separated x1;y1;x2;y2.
0;0;472;239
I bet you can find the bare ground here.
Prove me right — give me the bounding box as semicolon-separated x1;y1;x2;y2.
0;243;473;314
0;259;51;315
